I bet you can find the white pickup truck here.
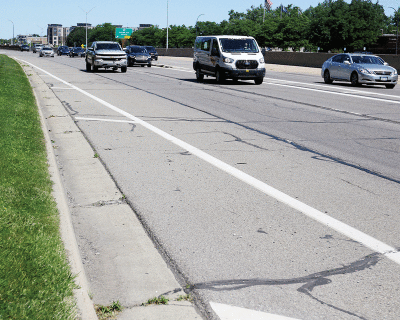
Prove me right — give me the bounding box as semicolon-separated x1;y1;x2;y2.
85;41;127;73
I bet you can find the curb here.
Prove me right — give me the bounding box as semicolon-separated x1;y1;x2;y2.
23;62;98;319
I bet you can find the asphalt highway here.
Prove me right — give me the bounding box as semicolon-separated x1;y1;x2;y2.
8;51;400;320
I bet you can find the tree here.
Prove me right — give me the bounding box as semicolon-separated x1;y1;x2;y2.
66;27;86;47
89;23;116;43
347;0;386;50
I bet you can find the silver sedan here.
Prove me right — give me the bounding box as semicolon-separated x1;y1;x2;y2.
39;47;55;58
322;53;398;89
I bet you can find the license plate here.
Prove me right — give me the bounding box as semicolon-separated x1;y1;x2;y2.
381;77;388;81
246;70;249;72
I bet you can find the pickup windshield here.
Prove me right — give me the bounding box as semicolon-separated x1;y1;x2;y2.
219;38;259;53
96;43;121;50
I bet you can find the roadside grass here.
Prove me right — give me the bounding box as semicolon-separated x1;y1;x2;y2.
0;55;77;319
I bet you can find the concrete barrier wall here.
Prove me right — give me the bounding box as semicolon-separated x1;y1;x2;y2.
3;45;399;71
0;45;22;51
157;48;400;72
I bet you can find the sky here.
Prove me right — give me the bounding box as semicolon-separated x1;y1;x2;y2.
1;0;400;40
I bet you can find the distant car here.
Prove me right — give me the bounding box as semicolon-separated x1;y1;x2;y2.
69;47;85;57
126;45;152;67
144;46;158;60
20;45;29;52
322;53;398;89
57;46;70;56
33;44;44;53
39;47;55;57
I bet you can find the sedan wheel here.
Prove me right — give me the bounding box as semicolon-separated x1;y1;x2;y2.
324;70;333;84
350;72;360;86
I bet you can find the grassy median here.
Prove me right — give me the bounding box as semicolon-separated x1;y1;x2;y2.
0;55;76;319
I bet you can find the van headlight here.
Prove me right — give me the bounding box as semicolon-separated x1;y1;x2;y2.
259;57;265;64
222;56;234;63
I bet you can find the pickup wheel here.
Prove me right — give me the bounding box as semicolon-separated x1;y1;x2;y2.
254;77;264;85
121;66;127;73
86;61;92;72
147;64;151;67
93;66;98;72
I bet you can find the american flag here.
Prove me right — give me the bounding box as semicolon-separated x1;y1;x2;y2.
265;0;273;10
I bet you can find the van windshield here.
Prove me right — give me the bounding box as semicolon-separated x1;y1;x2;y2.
219;38;259;53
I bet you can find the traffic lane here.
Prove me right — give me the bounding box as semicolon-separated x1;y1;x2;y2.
16;54;400;319
33;57;400;244
37;62;400;319
145;63;400;123
95;66;400;183
17;52;400;241
70;93;400;320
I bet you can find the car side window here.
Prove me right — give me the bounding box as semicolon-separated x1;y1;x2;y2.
201;39;211;51
331;55;342;63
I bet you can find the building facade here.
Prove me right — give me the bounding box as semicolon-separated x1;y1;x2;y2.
47;24;64;46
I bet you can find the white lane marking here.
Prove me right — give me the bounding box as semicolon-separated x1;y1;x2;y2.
75;117;138;124
18;58;400;265
262;80;400;104
264;77;400;100
154;64;400;101
51;87;75;90
210;302;301;320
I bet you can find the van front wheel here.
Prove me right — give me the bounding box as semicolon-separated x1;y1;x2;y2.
216;69;225;83
196;69;204;82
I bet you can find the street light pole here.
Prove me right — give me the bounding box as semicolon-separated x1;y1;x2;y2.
196;14;204;37
390;7;399;55
80;6;95;51
8;20;14;45
166;0;169;51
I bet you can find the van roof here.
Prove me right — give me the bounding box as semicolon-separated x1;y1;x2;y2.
195;35;255;39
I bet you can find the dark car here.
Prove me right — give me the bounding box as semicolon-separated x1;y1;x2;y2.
126;45;152;67
20;45;30;52
144;46;158;61
69;47;86;57
57;46;70;56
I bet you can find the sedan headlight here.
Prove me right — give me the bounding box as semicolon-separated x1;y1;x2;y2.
222;56;234;64
359;68;372;74
393;68;398;75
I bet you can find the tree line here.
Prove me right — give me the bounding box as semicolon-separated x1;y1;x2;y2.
67;0;398;52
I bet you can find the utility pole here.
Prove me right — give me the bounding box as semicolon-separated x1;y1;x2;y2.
166;0;169;51
80;6;95;51
196;14;204;37
390;7;399;55
8;20;14;45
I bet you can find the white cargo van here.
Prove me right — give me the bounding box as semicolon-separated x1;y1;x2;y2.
193;35;266;84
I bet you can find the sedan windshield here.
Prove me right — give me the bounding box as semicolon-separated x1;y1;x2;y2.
130;47;147;53
351;55;384;65
219;38;259;53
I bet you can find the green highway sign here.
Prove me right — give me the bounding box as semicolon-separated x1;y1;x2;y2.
115;28;133;39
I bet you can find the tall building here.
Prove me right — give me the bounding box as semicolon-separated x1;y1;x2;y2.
47;24;64;46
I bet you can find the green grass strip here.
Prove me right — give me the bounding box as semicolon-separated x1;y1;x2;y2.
0;55;76;319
